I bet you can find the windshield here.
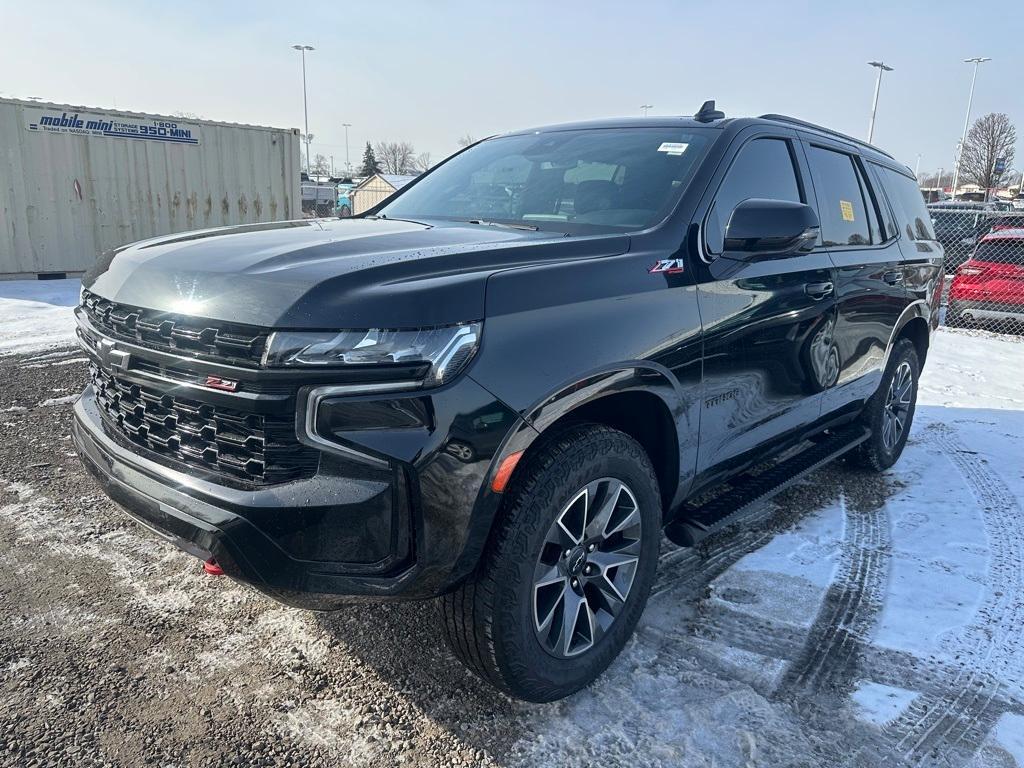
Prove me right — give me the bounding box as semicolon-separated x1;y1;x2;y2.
377;127;714;234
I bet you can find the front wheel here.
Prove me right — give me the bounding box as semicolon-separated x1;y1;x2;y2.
849;338;919;471
439;424;661;702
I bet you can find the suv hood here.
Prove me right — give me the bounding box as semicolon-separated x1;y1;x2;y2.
84;218;629;328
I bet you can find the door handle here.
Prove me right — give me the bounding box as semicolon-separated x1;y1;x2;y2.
804;281;834;299
883;270;905;285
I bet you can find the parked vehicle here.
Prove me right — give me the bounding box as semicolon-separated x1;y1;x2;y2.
73;105;942;701
929;202;1021;272
947;228;1024;328
336;182;354;217
921;188;948;204
300;181;337;216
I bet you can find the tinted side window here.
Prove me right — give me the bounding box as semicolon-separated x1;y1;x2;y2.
877;166;936;241
706;138;802;255
806;145;872;247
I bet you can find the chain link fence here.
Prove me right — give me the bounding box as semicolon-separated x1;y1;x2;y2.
929;203;1024;337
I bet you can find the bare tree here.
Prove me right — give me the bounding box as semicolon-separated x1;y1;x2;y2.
374;141;417;175
456;134;476;149
411;152;433;173
309;153;331;178
959;113;1016;190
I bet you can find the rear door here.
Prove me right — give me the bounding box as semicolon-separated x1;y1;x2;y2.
800;138;909;418
871;163;945;321
692;130;838;485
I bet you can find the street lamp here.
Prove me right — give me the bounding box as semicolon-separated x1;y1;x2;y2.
866;61;893;144
951;56;991;198
342;123;352;172
640;104;653;117
291;44;315;172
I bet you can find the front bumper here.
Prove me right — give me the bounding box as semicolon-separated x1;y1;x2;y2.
73;375;525;609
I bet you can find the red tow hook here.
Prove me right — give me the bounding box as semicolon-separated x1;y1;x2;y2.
203;558;224;576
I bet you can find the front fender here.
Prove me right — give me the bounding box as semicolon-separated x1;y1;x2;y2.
438;363;693;593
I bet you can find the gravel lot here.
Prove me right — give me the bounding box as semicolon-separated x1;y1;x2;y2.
2;330;1023;768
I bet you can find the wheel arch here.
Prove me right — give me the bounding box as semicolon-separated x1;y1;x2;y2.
442;365;689;594
887;300;931;368
495;364;685;519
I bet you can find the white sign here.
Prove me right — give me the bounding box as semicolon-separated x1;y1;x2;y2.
24;108;200;146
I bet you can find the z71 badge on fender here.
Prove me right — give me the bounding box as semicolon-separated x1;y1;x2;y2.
649;258;685;274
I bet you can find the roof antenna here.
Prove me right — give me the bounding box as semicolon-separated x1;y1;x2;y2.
694;100;725;122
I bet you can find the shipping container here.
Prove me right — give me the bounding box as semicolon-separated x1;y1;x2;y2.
0;98;302;278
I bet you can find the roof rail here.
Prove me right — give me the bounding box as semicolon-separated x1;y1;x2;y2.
758;114;896;160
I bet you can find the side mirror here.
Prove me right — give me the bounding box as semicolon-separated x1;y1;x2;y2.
723;198;819;259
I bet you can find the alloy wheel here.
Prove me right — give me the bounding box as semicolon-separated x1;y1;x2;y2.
532;478;642;658
882;360;913;450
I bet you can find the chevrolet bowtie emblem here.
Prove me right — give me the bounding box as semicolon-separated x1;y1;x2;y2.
98;338;131;374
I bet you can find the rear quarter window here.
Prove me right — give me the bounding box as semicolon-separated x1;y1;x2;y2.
877;166;936;241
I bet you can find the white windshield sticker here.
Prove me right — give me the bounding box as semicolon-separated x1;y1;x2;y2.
657;142;689;155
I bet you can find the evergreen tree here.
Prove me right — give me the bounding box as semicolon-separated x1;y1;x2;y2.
359;142;381;176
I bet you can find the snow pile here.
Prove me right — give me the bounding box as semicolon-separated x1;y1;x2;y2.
0;279;80;356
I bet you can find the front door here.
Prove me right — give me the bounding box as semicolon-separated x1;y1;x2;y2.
799;139;909;417
692;132;838;487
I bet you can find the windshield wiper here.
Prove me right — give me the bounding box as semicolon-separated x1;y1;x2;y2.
466;219;539;231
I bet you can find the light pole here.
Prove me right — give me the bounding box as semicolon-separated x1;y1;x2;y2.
866;61;893;144
936;167;944;193
292;44;315;172
342;123;352;172
951;56;991;198
640;104;653;117
915;154;922;178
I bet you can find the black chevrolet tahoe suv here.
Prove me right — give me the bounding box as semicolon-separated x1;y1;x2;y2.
73;105;942;702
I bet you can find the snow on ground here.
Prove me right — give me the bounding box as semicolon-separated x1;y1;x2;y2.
0;278;80;355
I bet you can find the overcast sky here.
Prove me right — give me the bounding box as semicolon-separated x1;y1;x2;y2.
3;0;1022;177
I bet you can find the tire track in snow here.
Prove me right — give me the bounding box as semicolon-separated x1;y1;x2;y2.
884;423;1024;767
773;490;891;700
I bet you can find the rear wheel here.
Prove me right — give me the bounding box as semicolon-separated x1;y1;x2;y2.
439;424;661;702
849;338;919;471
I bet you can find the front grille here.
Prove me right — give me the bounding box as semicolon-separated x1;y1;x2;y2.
90;363;319;485
81;289;268;366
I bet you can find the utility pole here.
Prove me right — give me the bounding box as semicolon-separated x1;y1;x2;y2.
640;104;652;117
342;123;352;172
951;56;991;198
866;61;894;144
292;44;315;172
915;154;922;178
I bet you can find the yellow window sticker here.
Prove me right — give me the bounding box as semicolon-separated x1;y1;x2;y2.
840;200;855;222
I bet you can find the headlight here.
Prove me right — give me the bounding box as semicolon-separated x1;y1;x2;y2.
262;322;481;386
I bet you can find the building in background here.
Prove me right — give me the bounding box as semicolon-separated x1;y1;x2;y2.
0;98;302;278
350;173;417;215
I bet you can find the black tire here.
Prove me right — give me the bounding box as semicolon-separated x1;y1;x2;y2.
945;303;967;329
849;338;919;472
439;423;661;702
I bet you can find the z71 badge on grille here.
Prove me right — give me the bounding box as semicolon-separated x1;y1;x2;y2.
204;376;238;392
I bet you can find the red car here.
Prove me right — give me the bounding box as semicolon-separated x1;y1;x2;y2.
948;228;1024;328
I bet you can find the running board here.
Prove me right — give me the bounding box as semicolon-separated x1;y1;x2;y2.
664;425;870;548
